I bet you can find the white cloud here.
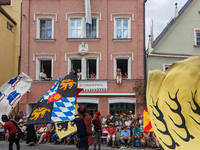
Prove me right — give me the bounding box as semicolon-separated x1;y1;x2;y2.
145;0;188;47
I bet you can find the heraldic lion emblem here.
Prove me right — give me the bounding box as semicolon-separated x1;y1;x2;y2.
30;107;51;120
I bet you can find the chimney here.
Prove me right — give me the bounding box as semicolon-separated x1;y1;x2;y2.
174;3;179;19
148;35;153;53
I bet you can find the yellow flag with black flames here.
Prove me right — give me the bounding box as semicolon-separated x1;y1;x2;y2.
146;54;200;150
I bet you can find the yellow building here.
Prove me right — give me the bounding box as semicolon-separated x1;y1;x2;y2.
0;0;21;86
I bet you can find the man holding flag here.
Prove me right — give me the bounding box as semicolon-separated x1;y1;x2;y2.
74;105;93;150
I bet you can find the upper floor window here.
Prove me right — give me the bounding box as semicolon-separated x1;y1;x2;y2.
196;32;200;46
71;19;82;38
114;18;131;39
86;19;97;38
194;29;200;46
7;22;13;32
36;58;53;80
37;18;54;39
40;19;52;39
69;57;98;79
163;64;171;71
69;18;98;38
114;57;131;79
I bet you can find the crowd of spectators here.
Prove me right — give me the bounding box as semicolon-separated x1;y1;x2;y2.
0;110;161;149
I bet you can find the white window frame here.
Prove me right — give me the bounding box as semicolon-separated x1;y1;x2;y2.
36;57;53;80
108;97;136;115
194;28;200;46
86;17;99;38
114;57;131;79
163;64;171;71
36;17;54;39
7;22;13;32
68;57;99;80
68;17;99;38
114;17;131;39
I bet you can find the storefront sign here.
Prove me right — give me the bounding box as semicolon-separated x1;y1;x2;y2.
78;80;107;91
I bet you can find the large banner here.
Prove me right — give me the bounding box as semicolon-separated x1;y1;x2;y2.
27;75;77;125
0;72;33;123
146;54;200;150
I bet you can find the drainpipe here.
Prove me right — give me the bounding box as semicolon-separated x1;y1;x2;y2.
18;2;22;75
144;0;147;84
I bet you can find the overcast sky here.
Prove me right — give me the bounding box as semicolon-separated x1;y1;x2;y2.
145;0;188;47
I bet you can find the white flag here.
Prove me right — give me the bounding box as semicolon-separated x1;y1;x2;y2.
85;0;92;24
0;72;33;123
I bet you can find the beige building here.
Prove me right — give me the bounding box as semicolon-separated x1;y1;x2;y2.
0;0;21;86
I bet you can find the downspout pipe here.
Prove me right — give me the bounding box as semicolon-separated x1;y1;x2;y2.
18;2;22;75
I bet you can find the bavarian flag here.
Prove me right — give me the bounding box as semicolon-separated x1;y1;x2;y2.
55;88;83;139
27;75;78;125
143;107;153;132
146;54;200;150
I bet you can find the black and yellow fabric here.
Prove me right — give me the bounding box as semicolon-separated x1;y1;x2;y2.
146;54;200;150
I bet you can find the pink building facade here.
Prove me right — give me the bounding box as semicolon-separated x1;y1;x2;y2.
20;0;146;117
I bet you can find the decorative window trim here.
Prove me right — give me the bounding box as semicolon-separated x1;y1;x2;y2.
68;17;99;38
65;12;102;20
77;97;99;104
33;53;57;61
34;13;58;22
36;17;54;39
163;64;171;72
194;28;200;46
68;56;99;79
110;53;134;61
114;17;131;39
65;52;102;61
36;57;54;80
110;13;134;21
113;56;131;79
108;97;136;115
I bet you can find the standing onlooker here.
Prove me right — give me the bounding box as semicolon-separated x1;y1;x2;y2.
120;126;131;147
106;116;111;126
106;123;116;148
153;132;161;149
69;68;76;75
131;123;142;147
74;105;94;150
77;69;82;80
92;111;102;150
116;68;122;84
2;114;22;150
0;123;5;140
115;117;122;128
26;124;37;146
101;115;107;127
124;117;132;133
17;110;25;121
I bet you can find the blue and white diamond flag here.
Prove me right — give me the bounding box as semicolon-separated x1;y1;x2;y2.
26;75;77;125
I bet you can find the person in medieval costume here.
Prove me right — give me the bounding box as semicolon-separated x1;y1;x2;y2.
26;124;37;146
74;105;94;150
2;114;22;150
92;111;102;150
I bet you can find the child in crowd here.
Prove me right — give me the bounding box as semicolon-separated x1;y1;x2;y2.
0;123;5;140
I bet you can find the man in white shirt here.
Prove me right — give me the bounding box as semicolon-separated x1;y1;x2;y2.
40;69;52;81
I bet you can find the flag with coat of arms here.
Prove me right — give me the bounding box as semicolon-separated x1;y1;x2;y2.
0;72;33;123
26;75;81;125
